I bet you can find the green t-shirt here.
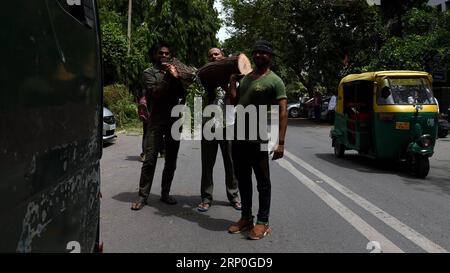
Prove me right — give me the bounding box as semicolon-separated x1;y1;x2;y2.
235;70;286;142
237;70;287;106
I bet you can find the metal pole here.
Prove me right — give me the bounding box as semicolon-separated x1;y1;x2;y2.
127;0;132;55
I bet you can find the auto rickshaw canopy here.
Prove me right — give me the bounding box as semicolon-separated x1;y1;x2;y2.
339;71;432;85
336;71;436;114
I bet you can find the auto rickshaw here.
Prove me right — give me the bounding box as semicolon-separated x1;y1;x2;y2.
330;71;439;178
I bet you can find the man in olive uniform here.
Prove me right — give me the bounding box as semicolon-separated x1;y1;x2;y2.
197;48;241;212
131;42;185;210
227;40;288;240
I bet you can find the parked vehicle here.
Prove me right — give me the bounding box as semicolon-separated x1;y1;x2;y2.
288;96;310;118
1;0;102;252
288;102;301;118
330;71;439;178
305;96;331;121
103;107;117;143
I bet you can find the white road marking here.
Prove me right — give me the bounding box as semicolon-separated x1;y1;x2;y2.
284;150;449;253
277;158;403;253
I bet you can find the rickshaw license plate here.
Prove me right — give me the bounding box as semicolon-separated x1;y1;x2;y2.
395;122;410;130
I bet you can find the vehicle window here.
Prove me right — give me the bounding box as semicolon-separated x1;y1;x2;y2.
56;0;95;28
377;77;435;105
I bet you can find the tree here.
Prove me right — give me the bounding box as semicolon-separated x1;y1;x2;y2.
367;7;450;73
99;0;221;90
100;0;220;66
379;0;429;37
222;0;385;96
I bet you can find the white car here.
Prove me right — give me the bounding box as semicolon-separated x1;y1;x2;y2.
287;102;301;118
103;107;117;143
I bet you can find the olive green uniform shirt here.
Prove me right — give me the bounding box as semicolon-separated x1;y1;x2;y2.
142;66;185;125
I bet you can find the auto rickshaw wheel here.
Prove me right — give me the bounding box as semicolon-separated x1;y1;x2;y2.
414;155;430;178
334;141;345;158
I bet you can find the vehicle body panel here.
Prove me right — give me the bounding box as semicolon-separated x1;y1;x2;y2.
0;0;102;252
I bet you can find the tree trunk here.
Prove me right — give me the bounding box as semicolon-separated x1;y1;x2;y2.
298;75;314;98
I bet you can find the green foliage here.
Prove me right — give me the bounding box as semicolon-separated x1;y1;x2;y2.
103;84;138;127
101;22;128;85
286;81;307;103
99;0;221;87
367;35;432;71
223;0;450;93
367;8;450;74
100;20;148;95
222;0;385;96
149;0;221;67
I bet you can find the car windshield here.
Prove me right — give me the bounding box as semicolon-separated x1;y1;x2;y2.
377;77;436;105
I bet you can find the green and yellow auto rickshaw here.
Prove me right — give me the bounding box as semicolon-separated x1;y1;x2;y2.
330;71;439;178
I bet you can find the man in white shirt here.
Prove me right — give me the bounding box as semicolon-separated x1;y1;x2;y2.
327;92;337;124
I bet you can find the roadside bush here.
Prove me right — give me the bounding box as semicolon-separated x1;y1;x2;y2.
104;84;138;128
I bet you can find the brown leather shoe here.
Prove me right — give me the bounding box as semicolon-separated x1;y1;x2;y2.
248;223;272;240
228;217;254;234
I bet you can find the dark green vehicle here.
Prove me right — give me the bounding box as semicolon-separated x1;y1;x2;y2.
330;71;439;178
0;0;103;252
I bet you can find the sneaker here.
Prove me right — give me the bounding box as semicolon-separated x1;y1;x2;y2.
160;195;177;205
248;223;272;240
228;217;254;234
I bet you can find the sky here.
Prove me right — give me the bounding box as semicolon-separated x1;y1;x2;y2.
214;0;231;42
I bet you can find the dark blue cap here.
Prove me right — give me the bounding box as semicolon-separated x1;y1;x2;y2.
252;40;274;55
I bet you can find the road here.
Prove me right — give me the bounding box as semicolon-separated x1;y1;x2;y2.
100;119;450;253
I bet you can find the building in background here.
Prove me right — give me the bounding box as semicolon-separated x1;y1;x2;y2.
428;0;450;11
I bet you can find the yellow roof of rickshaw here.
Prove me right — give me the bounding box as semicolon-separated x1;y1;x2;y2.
340;71;432;84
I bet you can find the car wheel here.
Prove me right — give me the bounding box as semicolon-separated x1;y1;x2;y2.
289;108;300;118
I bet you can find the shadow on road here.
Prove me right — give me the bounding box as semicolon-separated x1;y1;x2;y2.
288;118;333;128
111;192;238;233
316;152;405;174
102;141;116;148
125;155;141;162
315;153;450;195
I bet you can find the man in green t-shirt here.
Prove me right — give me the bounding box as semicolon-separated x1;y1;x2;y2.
227;40;288;240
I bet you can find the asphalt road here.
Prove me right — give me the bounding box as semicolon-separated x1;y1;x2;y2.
100;119;450;253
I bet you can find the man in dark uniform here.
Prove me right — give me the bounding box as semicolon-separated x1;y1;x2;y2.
131;42;185;210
